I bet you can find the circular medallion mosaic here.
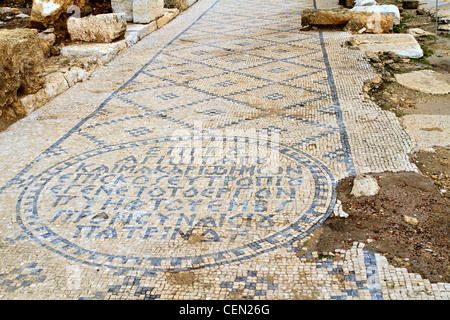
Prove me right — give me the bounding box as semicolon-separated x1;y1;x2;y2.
17;135;335;271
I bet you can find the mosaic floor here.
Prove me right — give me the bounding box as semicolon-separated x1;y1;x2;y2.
0;0;448;300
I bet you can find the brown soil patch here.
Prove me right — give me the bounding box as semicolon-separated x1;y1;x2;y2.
412;146;450;204
309;172;449;283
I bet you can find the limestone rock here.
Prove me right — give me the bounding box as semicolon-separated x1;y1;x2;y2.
301;9;353;26
345;12;393;33
353;34;423;58
111;0;133;22
67;13;127;43
0;29;45;118
351;5;401;25
30;0;85;27
126;21;158;39
395;70;450;94
133;0;164;24
403;215;419;225
354;0;378;6
350;175;380;197
0;7;23;15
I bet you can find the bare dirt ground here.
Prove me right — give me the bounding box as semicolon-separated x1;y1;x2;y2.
307;4;450;284
308;172;449;283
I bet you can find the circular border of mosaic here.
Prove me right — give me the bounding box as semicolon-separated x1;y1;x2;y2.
16;135;336;272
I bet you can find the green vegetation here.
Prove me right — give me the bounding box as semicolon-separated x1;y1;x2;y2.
412;42;434;65
393;15;413;33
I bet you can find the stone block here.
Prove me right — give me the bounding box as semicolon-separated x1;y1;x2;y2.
354;0;378;6
20;88;49;114
133;0;164;24
403;0;419;9
0;29;45;117
60;40;128;62
301;9;353;26
30;0;85;27
67;13;127;43
126;21;158;39
111;0;133;22
353;33;423;58
351;4;401;25
44;72;69;98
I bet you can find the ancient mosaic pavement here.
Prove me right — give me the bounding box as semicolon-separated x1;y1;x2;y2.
0;0;448;300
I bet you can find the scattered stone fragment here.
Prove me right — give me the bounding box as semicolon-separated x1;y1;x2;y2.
301;8;353;26
67;13;127;43
111;0;133;22
400;115;450;150
344;12;393;33
403;215;419;225
157;8;179;28
395;70;450;94
44;72;69;98
406;28;435;37
350;175;380;197
333;200;349;218
353;33;423;58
